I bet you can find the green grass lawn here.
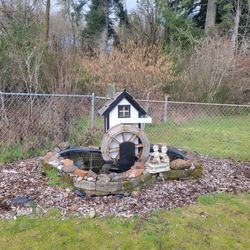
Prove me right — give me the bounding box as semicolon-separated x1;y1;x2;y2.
0;192;249;249
145;115;250;160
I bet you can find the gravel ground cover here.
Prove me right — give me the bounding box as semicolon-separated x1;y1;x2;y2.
0;156;249;219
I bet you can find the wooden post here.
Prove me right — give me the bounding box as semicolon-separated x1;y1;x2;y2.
90;92;95;130
106;84;116;98
141;91;150;130
162;95;169;123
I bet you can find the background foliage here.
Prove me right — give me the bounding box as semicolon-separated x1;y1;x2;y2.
0;0;249;103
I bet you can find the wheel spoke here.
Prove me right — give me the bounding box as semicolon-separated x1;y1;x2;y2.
109;147;119;153
128;133;137;142
135;143;144;148
122;132;125;142
115;154;119;161
112;137;120;144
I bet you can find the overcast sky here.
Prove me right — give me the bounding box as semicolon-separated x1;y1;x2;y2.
125;0;137;11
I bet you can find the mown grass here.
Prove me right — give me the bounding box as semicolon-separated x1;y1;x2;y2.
145;115;250;160
0;192;249;249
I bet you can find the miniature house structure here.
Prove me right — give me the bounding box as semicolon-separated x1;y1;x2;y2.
99;90;152;132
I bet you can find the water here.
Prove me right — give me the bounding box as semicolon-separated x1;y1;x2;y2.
61;151;119;174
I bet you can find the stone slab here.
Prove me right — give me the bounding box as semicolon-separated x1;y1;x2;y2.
73;179;96;191
96;181;122;193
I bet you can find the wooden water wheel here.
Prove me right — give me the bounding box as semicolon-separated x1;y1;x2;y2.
100;124;150;162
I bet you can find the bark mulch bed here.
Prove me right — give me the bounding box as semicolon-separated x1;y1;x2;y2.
0;156;249;219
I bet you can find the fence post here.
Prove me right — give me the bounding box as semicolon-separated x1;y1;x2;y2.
162;95;169;123
90;92;95;130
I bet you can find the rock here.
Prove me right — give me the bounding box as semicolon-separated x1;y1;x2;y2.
131;191;140;197
48;159;62;169
130;177;141;188
115;194;125;199
87;177;94;181
74;179;96;191
10;196;34;206
74;169;88;177
108;172;117;179
162;164;203;180
170;159;192;170
134;162;145;170
125;169;143;178
101;164;111;174
61;159;74;168
76;177;83;181
53;147;61;154
89;209;96;218
58;142;70;151
62;165;77;174
63;193;69;198
69;204;80;211
57;165;63;170
111;174;128;182
74;190;86;198
87;170;97;180
97;174;110;183
43;152;54;164
140;172;153;183
96;181;122;193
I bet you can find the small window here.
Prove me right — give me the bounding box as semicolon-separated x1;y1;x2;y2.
118;105;130;118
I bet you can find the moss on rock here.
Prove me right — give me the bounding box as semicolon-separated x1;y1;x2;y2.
162;164;203;180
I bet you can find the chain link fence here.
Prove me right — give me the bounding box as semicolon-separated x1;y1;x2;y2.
1;92;250;162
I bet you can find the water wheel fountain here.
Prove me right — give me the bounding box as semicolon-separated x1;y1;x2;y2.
100;124;150;162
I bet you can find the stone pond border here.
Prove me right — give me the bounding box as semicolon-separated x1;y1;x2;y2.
40;144;203;196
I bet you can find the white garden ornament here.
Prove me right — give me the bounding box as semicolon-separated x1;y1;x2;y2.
146;145;170;173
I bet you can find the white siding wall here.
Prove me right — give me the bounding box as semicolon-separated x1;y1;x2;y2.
109;98;139;129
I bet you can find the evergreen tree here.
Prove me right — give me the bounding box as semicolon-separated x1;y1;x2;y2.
83;0;129;53
84;0;106;41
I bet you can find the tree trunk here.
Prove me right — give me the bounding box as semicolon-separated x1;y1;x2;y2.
100;0;109;55
45;0;50;43
231;0;241;52
205;0;216;34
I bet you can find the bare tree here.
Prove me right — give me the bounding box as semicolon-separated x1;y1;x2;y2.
100;0;109;54
45;0;50;42
231;0;242;52
205;0;216;34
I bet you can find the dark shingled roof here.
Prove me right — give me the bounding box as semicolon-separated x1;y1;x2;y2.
98;90;147;117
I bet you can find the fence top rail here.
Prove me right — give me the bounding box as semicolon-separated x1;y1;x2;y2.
95;96;250;108
0;92;92;98
1;92;250;108
167;101;250;108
